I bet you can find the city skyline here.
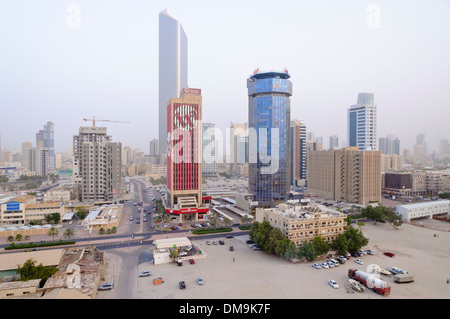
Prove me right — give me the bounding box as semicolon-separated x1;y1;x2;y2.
1;0;449;155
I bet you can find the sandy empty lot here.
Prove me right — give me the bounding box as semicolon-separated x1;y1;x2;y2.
103;222;447;299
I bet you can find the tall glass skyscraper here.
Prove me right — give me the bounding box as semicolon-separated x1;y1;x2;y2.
159;10;188;155
347;93;377;151
247;70;292;206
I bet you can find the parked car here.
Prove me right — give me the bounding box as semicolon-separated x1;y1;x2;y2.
219;240;225;245
320;262;329;269
229;246;234;251
136;220;140;224
197;277;204;285
366;249;375;255
139;270;151;277
212;241;218;245
355;258;364;265
328;279;339;289
312;263;321;269
384;252;395;257
98;283;114;291
206;241;211;245
179;281;186;289
326;261;335;268
189;259;195;264
252;245;261;250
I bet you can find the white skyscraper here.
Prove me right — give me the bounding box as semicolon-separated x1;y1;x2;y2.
347;93;377;151
159;10;188;155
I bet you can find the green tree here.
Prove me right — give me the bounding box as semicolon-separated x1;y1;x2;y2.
331;233;349;255
222;217;231;228
344;225;369;254
169;249;179;263
312;235;330;256
15;234;23;241
16;258;57;288
298;242;317;261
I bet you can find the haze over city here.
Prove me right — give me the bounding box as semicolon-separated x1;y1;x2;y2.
1;0;449;154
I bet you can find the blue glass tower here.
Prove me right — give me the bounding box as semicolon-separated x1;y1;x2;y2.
247;70;292;206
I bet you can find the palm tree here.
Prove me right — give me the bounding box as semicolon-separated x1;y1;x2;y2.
223;217;231;228
241;214;251;225
169;249;179;263
63;228;74;241
48;227;59;242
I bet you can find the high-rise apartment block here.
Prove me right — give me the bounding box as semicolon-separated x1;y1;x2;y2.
307;147;381;205
248;70;292;206
290;119;307;185
329;135;339;149
149;139;159;156
26;148;49;176
347;93;377;150
73;126;122;203
159;10;188;155
36;121;55;171
166;88;208;221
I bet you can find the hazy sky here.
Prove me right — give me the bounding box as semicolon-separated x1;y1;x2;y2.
1;0;449;155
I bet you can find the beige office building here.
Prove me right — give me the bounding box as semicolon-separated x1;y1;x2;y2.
308;147;381;205
256;203;346;247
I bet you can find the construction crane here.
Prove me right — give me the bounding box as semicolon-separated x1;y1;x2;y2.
83;116;130;127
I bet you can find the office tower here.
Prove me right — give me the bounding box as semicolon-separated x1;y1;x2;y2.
347;92;377;150
36;122;55;171
247;69;292;206
166;88;208;221
290;119;307;185
229;123;248;164
307;147;381;205
159;10;188;155
379;135;400;155
73;126;122;202
149;139;159;156
26;148;49;176
21;142;32;168
414;133;427;159
329;135;339;149
202;123;218;177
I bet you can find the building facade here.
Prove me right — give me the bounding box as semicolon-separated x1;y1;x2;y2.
290;119;307;185
159;10;188;155
347;93;377;151
255;202;346;247
202;123;218;177
73;126;122;203
308;148;381;205
247;70;292;206
26;147;49;176
166;88;208;221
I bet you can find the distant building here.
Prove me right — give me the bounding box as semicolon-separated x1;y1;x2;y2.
379;135;400;156
202;123;218;177
290;119;307;185
149;139;159;156
329;135;339;149
26;147;49;176
347;93;377;151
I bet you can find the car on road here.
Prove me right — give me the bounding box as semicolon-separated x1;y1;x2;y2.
226;235;234;238
197;277;204;285
139;270;151;277
384;252;395;257
328;279;339;289
98;283;114;291
179;281;186;289
143;218;147;222
229;246;234;251
355;258;364;265
136;220;140;224
129;216;133;221
312;263;321;269
189;259;195;264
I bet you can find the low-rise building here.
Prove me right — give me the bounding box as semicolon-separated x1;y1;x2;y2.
256;202;346;247
81;204;122;231
396;200;450;222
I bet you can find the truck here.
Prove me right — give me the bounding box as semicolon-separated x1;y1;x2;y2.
394;273;414;283
348;269;391;296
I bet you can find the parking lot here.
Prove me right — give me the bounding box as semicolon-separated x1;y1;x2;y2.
96;208;450;299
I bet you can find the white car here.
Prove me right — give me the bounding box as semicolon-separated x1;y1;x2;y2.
366;249;374;255
320;262;329;269
312;263;321;269
355;258;364;265
328;279;339;289
327;261;335;268
139;270;151;277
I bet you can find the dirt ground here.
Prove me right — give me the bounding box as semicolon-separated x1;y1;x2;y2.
102;221;450;299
